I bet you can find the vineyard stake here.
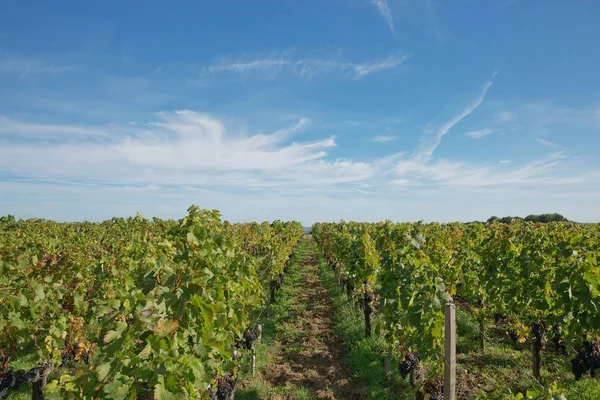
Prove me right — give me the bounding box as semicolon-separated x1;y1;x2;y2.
444;302;456;400
257;324;262;344
363;281;372;338
251;348;256;376
479;298;485;352
384;357;391;381
479;318;485;353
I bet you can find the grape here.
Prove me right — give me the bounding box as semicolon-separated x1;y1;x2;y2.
571;341;600;380
0;364;49;400
60;343;90;367
209;374;236;400
493;312;505;323
398;352;420;379
531;321;546;345
242;332;256;350
425;381;444;400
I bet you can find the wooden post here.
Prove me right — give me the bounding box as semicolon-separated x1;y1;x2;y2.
251;348;256;376
479;318;485;352
530;322;544;381
257;324;262;344
32;360;54;400
363;282;372;338
384;357;391;381
531;337;542;381
444;303;456;400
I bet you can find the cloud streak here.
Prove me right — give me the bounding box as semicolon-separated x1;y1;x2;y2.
384;74;598;189
205;54;411;81
418;78;495;158
0;111;376;189
536;138;559;148
369;0;396;36
465;128;494;138
374;135;397;142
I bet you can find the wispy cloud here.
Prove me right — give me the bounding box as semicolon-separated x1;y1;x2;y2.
418;77;495;158
425;0;447;41
0;53;75;77
205;54;411;81
369;0;396;36
0;111;377;189
374;135;397;143
536;138;559;148
465;128;494;139
393;153;600;187
387;74;598;188
0;116;115;140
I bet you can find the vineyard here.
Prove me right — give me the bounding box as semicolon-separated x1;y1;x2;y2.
312;220;600;399
0;206;303;399
1;208;599;399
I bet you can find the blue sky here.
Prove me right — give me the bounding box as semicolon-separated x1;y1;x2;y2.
1;0;599;223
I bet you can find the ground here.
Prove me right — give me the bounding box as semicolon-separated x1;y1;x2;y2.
236;236;366;400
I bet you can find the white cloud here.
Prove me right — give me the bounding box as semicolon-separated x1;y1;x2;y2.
536;138;559;148
369;0;396;36
205;54;411;81
418;78;494;158
374;135;397;142
549;151;567;159
0;111;376;189
389;76;600;190
496;110;518;123
425;0;447;41
0;116;116;139
393;154;600;187
465;128;494;138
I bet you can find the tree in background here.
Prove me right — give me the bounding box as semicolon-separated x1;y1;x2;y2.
487;214;568;224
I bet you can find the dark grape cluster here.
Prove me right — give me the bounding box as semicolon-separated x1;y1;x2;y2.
0;369;28;399
571;341;600;380
425;381;444;400
234;330;257;351
60;343;90;366
0;363;50;400
398;352;420;379
531;321;546;345
209;374;236;400
242;332;256;350
493;312;505;323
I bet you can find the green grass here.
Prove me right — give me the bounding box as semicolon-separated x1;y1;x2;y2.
235;237;316;400
315;248;414;400
453;309;600;399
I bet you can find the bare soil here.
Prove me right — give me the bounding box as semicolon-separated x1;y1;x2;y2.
263;238;365;400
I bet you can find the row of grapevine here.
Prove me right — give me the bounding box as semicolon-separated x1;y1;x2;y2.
0;206;303;399
312;220;600;398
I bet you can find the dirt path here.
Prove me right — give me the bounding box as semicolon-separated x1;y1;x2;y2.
262;236;365;400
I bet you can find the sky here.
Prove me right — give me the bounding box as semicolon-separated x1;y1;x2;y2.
1;0;599;224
